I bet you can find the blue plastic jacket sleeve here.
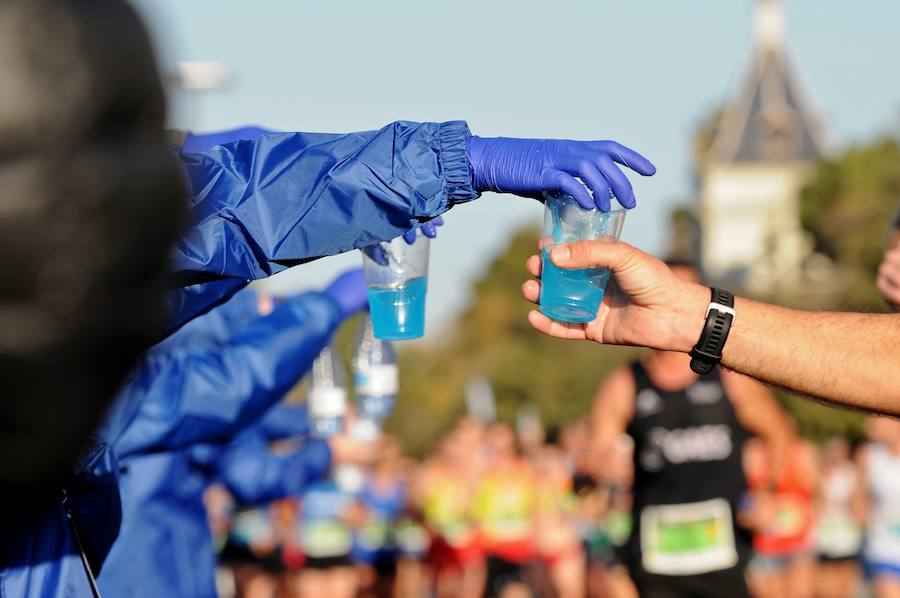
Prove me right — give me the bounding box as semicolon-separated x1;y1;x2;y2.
112;291;341;457
218;434;332;505
166;120;477;329
258;403;310;441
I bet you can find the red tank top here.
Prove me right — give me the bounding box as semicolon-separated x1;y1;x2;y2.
747;443;815;555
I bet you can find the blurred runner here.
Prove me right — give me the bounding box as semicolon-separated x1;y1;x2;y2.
292;475;363;598
354;438;408;598
394;487;432;598
815;438;863;598
744;435;818;598
561;422;635;598
854;417;900;598
419;424;485;598
472;423;538;598
220;505;282;598
588;261;793;598
533;444;586;598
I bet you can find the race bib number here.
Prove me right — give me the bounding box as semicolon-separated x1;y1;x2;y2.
302;521;353;557
396;520;430;556
358;518;391;550
641;498;738;575
818;513;862;557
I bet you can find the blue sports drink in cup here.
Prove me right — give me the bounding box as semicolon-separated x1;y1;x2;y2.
539;249;610;323
367;276;427;340
361;232;430;340
539;192;626;323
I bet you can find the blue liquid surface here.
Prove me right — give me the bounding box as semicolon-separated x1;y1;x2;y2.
539;249;609;323
368;276;427;340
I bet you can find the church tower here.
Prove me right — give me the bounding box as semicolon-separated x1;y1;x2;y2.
699;0;828;293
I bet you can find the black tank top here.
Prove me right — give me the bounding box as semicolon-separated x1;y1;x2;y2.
624;361;751;567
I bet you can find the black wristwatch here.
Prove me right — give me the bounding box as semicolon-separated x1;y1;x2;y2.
689;287;735;375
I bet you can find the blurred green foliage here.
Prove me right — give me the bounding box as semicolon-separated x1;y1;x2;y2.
800;137;900;309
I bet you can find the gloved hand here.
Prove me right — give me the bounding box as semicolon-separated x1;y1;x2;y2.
322;268;368;320
466;136;656;211
365;216;443;266
403;215;444;244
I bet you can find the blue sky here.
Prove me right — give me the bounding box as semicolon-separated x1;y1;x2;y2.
132;0;900;336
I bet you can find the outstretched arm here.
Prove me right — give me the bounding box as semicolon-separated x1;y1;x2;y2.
110;268;367;457
522;242;900;414
167;124;654;330
111;291;342;457
216;430;332;505
166;121;476;329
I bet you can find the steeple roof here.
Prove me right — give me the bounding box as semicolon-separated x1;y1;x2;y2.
710;0;826;165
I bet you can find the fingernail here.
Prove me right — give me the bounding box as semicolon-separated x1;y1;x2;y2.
551;246;570;262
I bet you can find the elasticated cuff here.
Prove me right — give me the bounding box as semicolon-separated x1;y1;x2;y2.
439;121;479;204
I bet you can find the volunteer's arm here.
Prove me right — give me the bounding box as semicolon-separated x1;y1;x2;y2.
173;121;477;284
110;270;365;457
168;124;655;329
112;292;341;457
217;430;333;505
256;403;311;441
522;242;900;414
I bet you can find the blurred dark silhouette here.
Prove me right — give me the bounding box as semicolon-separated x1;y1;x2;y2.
0;0;185;493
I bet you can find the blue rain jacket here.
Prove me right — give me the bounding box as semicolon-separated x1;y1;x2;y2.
167;120;478;331
2;119;474;597
99;404;328;598
2;288;341;597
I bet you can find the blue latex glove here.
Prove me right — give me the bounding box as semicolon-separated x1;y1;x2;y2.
465;136;656;210
366;216;443;265
322;268;368;319
403;215;444;244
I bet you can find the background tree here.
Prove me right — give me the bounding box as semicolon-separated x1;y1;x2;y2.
799;136;900;309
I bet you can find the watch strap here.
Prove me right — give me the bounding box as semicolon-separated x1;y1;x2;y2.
689;287;735;375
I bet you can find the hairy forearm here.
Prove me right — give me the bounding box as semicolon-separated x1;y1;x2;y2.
720;298;900;413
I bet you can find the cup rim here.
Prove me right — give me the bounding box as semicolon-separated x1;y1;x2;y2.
542;190;630;213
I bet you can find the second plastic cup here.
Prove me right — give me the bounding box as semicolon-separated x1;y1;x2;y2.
360;233;430;340
539;191;626;323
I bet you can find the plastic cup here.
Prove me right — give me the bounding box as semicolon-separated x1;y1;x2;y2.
360;233;430;340
539;191;626;323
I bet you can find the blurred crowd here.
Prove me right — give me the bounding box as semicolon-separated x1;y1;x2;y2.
201;412;900;598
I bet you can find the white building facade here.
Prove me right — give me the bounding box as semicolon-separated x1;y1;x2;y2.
699;0;830;293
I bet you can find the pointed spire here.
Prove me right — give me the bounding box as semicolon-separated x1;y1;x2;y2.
754;0;785;52
707;0;825;165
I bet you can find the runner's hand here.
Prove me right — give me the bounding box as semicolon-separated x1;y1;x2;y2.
521;241;707;352
877;245;900;311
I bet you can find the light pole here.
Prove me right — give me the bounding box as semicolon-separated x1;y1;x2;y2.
169;60;232;131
